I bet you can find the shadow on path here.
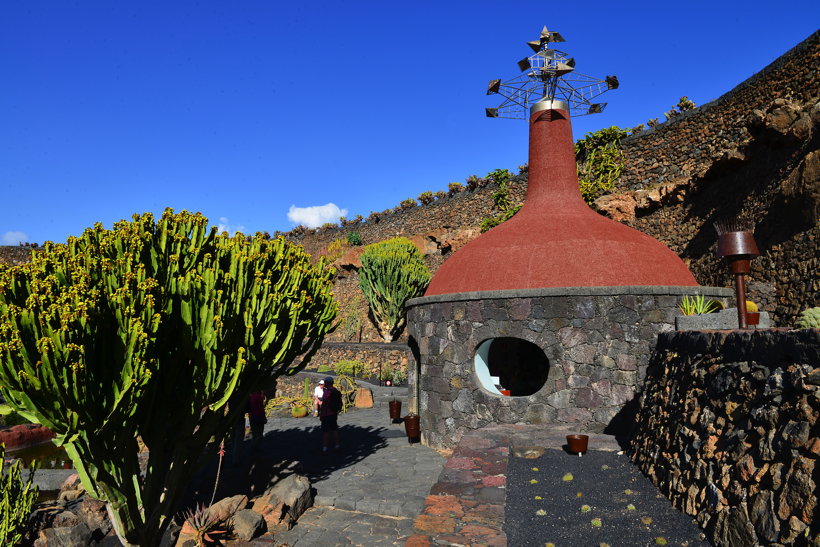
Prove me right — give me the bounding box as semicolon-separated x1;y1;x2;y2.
184;423;390;505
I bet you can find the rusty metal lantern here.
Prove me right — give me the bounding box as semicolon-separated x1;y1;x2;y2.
715;219;760;329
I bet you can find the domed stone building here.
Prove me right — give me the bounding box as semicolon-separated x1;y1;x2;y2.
406;37;728;449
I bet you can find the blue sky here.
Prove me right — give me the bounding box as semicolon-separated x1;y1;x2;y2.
2;2;818;244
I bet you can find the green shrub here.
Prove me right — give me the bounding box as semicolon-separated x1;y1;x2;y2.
433;190;447;200
677;96;696;111
664;96;697;121
465;175;481;191
417;191;435;205
317;364;332;373
480;173;520;233
333;360;366;376
358;237;431;342
487;168;512;186
448;182;464;196
1;445;39;545
347;231;362;246
379;365;407;384
400;198;417;210
575;126;628;204
481;205;521;233
796;307;820;328
0;209;338;545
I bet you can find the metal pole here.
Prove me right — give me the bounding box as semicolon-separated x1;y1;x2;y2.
736;273;748;329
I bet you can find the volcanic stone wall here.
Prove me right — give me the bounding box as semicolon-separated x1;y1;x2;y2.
406;286;731;450
308;342;414;381
0;245;36;266
630;329;819;546
601;30;820;325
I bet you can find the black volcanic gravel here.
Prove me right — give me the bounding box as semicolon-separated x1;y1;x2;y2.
504;448;710;547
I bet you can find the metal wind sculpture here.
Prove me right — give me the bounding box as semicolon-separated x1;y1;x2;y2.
486;26;619;119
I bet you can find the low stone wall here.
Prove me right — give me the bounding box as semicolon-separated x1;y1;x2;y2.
407;286;731;450
310;342;414;380
629;329;819;546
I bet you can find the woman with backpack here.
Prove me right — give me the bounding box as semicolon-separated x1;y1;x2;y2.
319;376;342;453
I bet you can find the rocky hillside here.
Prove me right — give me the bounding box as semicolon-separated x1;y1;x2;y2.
287;30;818;342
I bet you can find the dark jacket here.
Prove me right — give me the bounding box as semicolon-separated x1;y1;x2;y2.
320;386;342;417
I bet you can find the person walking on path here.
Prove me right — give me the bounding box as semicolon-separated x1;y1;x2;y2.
320;377;342;453
247;391;267;449
313;378;325;417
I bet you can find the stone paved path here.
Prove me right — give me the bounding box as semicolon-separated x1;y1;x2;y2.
197;381;707;546
249;382;446;546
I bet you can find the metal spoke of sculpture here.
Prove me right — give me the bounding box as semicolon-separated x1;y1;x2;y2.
486;26;619;119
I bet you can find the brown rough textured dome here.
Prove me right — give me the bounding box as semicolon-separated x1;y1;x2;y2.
425;107;698;296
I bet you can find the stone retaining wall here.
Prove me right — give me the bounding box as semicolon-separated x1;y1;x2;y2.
309;342;414;381
629;329;819;546
407;286;731;450
0;245;37;266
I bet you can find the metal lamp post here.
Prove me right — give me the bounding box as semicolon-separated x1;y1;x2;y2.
715;220;760;329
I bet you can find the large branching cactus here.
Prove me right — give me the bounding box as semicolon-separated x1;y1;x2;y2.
1;445;39;545
358;237;430;342
0;209;338;546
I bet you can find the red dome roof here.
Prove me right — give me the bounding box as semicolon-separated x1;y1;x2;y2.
425;107;698;296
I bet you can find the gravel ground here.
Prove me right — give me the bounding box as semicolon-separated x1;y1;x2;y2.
504;448;710;547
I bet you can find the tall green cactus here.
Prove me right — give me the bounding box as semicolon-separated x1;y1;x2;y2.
358;237;430;342
1;445;39;545
0;209;337;546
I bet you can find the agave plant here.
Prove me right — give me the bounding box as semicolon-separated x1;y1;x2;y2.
182;504;226;547
678;295;720;315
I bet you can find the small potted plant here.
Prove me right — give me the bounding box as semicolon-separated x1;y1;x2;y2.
404;412;421;443
388;392;402;422
745;300;760;326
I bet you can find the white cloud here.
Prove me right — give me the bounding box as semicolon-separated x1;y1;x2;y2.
216;217;247;236
287;203;348;228
2;231;29;245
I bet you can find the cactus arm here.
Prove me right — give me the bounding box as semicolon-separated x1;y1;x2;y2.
0;211;338;545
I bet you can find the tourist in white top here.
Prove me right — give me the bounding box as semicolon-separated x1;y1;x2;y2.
313;379;325;416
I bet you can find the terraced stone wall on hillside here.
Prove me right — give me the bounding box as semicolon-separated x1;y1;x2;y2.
599;30;819;325
630;329;819;546
308;342;414;384
287;30;818;332
287;177;527;343
0;245;37;266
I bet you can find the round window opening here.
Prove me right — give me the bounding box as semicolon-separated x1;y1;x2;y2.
474;337;550;397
